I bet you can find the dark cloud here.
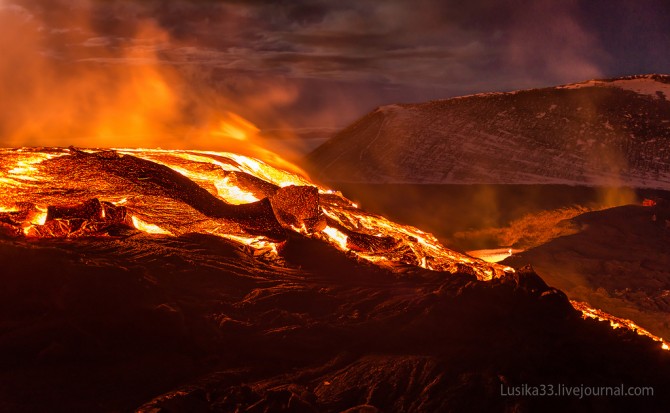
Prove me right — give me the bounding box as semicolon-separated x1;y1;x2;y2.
577;0;670;75
4;0;670;133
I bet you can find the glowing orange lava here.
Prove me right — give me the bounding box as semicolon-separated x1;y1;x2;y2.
571;300;669;351
130;216;172;235
323;226;348;250
0;147;508;280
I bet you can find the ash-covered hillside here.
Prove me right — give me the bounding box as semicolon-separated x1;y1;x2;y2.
307;75;670;188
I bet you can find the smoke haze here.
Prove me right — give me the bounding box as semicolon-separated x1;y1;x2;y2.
1;0;668;150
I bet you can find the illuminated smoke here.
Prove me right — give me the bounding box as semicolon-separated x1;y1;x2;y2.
0;1;307;176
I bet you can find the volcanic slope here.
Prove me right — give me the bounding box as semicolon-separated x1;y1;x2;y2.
1;148;670;412
307;74;670;188
503;202;670;341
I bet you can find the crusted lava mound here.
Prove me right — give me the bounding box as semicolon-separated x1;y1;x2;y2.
0;147;504;279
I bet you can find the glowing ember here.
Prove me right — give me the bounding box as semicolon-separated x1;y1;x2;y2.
214;177;260;204
131;216;172;235
466;248;524;263
5;153;64;182
31;208;48;226
323;226;348;250
571;300;670;351
225;234;279;256
223;153;313;188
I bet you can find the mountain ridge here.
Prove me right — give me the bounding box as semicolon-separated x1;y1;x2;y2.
306;74;670;188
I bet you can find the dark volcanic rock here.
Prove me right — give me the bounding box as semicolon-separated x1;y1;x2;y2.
269;185;325;232
345;231;399;253
0;221;21;237
1;234;669;412
503;204;670;341
46;198;106;222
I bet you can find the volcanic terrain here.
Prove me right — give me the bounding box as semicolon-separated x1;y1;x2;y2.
307;74;670;188
1;148;669;412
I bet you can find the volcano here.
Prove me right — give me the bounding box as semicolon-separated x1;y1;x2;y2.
306;74;670;187
1;147;669;412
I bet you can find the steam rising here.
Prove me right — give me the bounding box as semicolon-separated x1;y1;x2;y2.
0;1;308;175
503;0;603;85
2;0;626;152
1;6;174;147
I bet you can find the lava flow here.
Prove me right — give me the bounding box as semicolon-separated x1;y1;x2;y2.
0;147;508;279
3;147;668;352
571;300;670;350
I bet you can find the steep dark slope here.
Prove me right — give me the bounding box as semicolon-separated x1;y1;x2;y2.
307;74;670;188
2;236;670;413
504;203;670;341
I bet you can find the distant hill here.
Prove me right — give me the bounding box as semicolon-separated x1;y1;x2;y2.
306;74;670;188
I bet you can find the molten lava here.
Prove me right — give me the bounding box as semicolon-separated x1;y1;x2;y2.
571;300;670;350
0;147;508;280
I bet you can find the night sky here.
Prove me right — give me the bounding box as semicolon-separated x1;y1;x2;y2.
2;0;669;137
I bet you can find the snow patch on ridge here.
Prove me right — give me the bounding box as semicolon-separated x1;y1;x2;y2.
558;75;670;99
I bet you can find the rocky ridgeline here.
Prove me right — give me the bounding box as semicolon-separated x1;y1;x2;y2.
307;75;670;188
